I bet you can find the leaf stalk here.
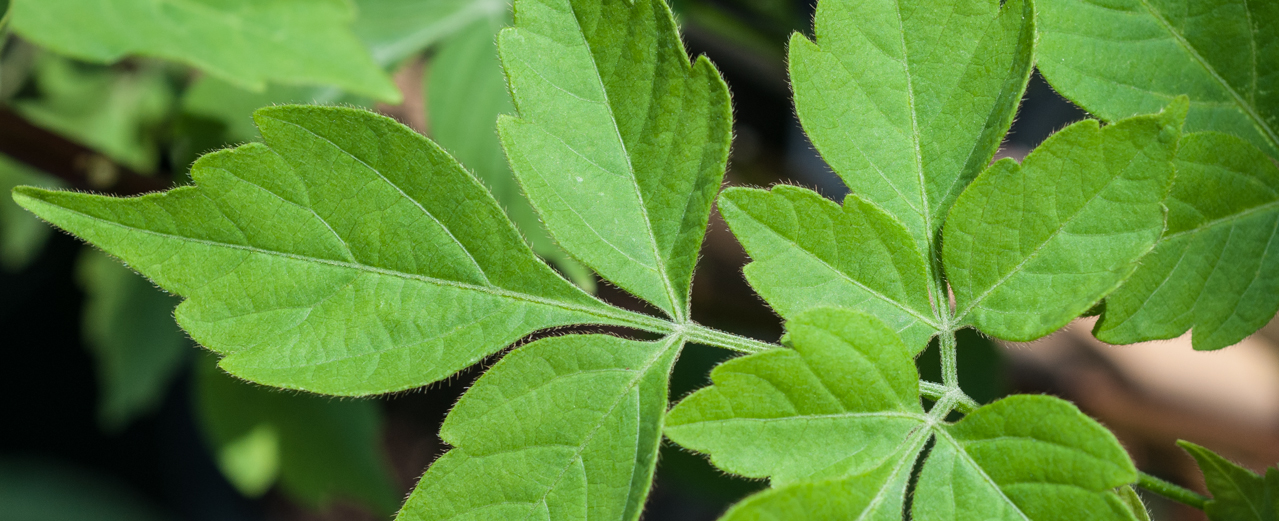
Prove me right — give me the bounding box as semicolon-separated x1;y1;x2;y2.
1136;471;1208;510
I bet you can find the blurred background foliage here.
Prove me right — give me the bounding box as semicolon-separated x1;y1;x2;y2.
0;1;1274;520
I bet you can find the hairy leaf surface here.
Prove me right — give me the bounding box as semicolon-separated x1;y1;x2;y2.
399;335;679;521
944;103;1185;341
666;308;925;487
78;250;187;431
429;16;594;291
195;357;398;514
498;0;732;318
1180;441;1279;521
788;0;1035;256
719;185;938;351
1037;0;1279;159
667;310;1139;520
15;106;626;395
9;0;399;102
913;396;1139;521
1097;133;1279;350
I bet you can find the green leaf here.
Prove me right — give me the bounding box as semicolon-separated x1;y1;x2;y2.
720;443;926;521
944;101;1186;341
665;308;927;487
666;309;1140;520
787;0;1035;256
718;185;938;351
427;15;595;291
913;395;1139;521
1037;0;1279;159
9;0;400;102
1118;486;1153;521
497;0;732;318
398;334;680;521
14;105;631;395
195;355;399;514
182;77;370;145
77;249;187;431
0;154;61;271
1179;441;1278;521
13;55;175;172
1096;132;1279;350
353;0;508;67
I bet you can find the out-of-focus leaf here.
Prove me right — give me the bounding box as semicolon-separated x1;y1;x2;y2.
12;55;175;172
353;0;508;67
194;355;399;515
181;77;369;144
78;249;187;431
0;456;172;521
9;0;399;102
428;15;594;291
0;154;61;271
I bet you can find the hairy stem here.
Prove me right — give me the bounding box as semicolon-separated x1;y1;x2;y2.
940;330;959;388
919;381;979;415
1137;472;1208;510
684;323;778;354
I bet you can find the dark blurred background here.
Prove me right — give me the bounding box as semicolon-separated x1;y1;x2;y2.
1;1;1276;520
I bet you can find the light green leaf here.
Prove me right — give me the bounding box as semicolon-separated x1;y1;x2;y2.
718;185;938;352
195;355;399;515
787;0;1035;256
1118;486;1153;521
182;77;369;145
15;105;631;395
944;102;1186;341
1037;0;1279;159
1096;132;1279;350
398;334;680;521
665;308;926;487
0;154;61;271
913;395;1139;521
1179;441;1278;521
353;0;508;67
720;443;926;521
497;0;732;318
13;55;175;172
78;249;187;432
428;15;594;291
9;0;400;102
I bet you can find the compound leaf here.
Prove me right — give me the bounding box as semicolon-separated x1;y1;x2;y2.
1180;441;1279;521
195;355;399;515
15;105;626;395
945;101;1185;341
1037;0;1279;159
1096;132;1279;350
788;0;1035;256
913;396;1139;521
719;185;939;352
9;0;400;102
78;249;187;432
497;0;732;318
665;308;927;487
398;334;680;521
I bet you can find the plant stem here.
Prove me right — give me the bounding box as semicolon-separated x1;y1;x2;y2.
919;381;979;415
1137;471;1208;510
684;323;778;354
939;330;959;388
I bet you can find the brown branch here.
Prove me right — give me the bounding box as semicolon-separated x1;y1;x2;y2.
0;107;171;195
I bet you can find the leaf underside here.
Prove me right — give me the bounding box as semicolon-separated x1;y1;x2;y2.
1037;0;1278;159
10;0;399;101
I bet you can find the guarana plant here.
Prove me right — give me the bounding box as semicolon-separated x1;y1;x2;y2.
11;0;1279;519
